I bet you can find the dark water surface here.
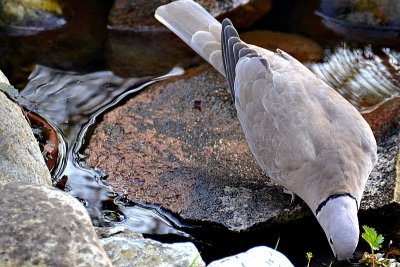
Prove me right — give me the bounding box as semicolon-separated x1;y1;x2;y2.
1;0;399;266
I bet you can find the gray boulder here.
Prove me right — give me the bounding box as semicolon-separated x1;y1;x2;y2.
0;70;51;186
97;226;205;267
0;182;112;267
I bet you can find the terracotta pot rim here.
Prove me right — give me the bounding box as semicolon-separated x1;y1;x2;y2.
25;110;59;173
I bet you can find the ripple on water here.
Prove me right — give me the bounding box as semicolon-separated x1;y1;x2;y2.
310;46;400;113
17;64;188;237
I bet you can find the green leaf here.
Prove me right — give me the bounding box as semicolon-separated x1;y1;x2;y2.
188;252;200;267
361;225;384;251
306;252;313;267
274;237;280;250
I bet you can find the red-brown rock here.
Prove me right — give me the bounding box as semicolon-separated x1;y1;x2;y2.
108;0;273;31
85;66;302;231
241;30;323;62
362;97;400;141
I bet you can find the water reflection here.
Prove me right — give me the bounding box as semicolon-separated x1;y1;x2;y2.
18;64;188;237
310;46;400;113
315;0;400;43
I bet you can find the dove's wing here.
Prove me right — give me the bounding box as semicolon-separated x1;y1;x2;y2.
221;19;377;207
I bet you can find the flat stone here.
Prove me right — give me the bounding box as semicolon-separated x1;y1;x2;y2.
108;0;272;31
207;246;294;267
96;226;205;267
85;66;308;231
85;65;400;231
0;182;112;267
241;30;323;62
0;72;51;186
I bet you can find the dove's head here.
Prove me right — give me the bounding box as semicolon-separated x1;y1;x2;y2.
316;195;359;261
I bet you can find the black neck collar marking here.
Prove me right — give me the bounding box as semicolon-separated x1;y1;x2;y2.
315;193;358;216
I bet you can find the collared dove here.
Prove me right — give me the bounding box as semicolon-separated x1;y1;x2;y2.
155;0;378;260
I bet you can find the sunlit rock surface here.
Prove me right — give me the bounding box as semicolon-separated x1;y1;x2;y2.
85;65;400;231
0;182;112;267
241;30;323;62
108;0;273;31
96;226;205;267
0;72;51;186
207;246;294;267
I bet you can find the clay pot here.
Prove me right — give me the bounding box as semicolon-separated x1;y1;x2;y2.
25;111;59;173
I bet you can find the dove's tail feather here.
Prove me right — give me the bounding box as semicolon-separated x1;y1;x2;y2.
155;0;225;76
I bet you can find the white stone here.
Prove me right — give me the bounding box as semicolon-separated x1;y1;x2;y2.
207;246;294;267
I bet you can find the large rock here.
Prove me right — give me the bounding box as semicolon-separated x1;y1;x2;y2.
207;246;294;267
85;65;400;232
85;65;307;231
96;226;205;267
108;0;272;31
0;182;112;267
0;70;51;186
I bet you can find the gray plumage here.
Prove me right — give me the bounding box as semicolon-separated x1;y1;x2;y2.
155;0;378;260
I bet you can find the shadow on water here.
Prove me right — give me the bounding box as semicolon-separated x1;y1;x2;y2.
0;0;399;266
